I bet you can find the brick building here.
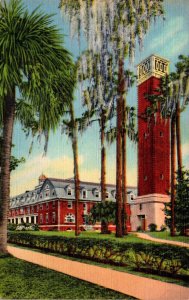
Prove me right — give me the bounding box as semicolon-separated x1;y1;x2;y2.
131;54;170;231
9;174;137;232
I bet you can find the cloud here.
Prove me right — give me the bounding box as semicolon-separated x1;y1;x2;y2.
10;154;83;196
10;153;137;196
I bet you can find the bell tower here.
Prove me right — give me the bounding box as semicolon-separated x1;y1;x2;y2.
131;54;170;231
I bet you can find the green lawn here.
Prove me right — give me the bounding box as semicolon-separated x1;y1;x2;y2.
22;230;152;244
147;231;189;244
0;254;135;299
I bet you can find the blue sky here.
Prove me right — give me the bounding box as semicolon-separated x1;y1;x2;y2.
11;0;189;196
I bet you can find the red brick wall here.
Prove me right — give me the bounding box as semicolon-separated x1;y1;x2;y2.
138;76;170;196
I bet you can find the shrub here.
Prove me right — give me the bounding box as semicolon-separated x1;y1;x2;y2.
7;223;17;231
7;232;189;277
148;223;157;232
160;225;167;232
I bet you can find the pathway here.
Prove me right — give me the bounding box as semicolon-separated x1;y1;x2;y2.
136;233;189;248
8;245;189;300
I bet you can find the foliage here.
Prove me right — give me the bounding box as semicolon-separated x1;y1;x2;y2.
148;223;157;232
8;232;189;277
165;169;189;235
145;54;189;120
0;137;25;171
89;201;116;225
7;223;17;231
0;256;129;299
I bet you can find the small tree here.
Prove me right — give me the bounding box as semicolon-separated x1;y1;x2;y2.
165;169;189;235
89;201;116;233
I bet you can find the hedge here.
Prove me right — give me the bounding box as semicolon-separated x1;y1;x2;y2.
8;232;189;277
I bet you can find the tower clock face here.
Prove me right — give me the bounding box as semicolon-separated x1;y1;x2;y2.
137;55;169;85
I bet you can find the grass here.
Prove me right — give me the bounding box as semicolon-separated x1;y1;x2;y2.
147;231;189;244
0;253;136;299
9;243;189;288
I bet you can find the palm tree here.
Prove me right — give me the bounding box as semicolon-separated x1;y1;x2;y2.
62;101;80;236
76;51;117;234
0;0;74;253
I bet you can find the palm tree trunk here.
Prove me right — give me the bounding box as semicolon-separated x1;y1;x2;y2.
171;115;176;237
176;101;182;177
122;97;128;235
116;58;125;238
0;90;15;253
70;103;80;237
100;109;108;234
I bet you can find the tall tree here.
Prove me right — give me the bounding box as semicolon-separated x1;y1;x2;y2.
62;101;80;236
0;0;74;253
60;0;164;237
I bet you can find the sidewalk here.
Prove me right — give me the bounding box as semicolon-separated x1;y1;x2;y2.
136;233;189;248
8;245;189;300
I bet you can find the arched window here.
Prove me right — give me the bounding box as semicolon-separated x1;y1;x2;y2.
65;213;75;223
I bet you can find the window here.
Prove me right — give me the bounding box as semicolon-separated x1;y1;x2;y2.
144;132;148;139
45;190;50;197
144;175;148;181
20;208;24;214
94;190;99;198
27;207;30;214
52;212;56;223
46;202;49;210
67;187;72;196
160;173;164;180
160;131;164;137
82;189;87;199
31;206;34;213
68;201;73;209
139;204;143;211
46;213;49;224
65;213;75;223
83;203;87;211
40;214;43;224
111;190;116;198
52;200;55;209
40;204;43;211
106;192;109;199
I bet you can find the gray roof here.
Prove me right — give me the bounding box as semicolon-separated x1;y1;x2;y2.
10;177;137;209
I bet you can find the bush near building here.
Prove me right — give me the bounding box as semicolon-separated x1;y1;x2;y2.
165;169;189;235
8;232;189;278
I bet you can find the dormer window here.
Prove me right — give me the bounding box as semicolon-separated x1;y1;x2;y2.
82;189;87;199
40;193;43;199
45;190;50;197
94;190;99;198
67;187;72;196
52;189;55;196
111;190;116;198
